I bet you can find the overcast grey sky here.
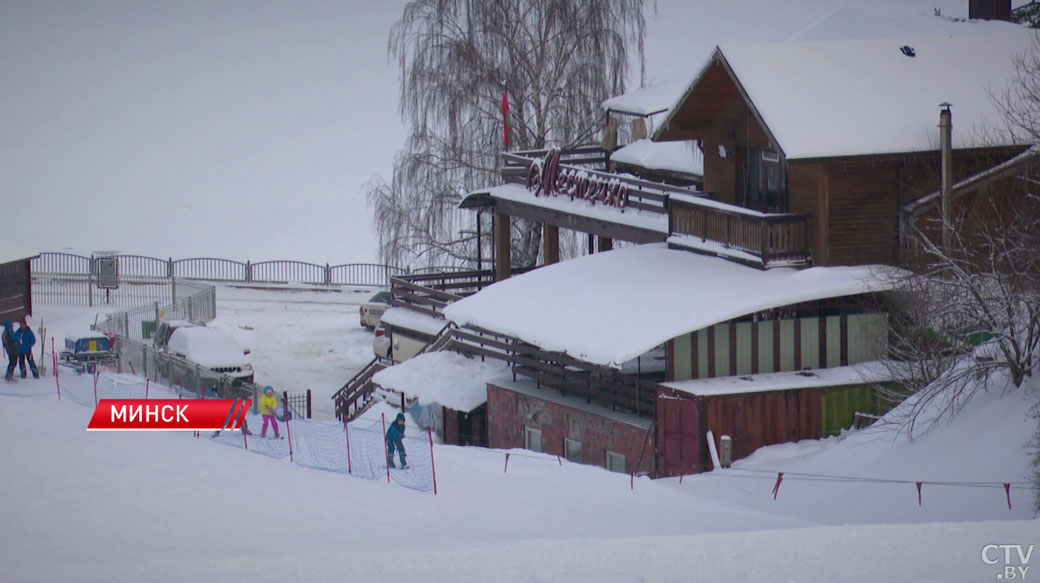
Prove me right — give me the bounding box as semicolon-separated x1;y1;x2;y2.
0;0;1000;265
1;1;407;263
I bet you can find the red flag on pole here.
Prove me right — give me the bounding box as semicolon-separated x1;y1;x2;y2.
502;86;511;147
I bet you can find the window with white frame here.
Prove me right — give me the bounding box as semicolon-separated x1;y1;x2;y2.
564;438;583;463
606;450;626;473
524;427;542;453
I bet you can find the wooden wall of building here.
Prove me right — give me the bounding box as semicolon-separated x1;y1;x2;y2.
656;389;703;476
787;162;824;262
696;66;774;207
0;259;32;323
702;388;823;462
657;381;892;475
442;405;488;447
821;158;902;266
787;148;1027;266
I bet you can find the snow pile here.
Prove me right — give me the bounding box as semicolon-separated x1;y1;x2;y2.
480;183;670;234
609;139;703;176
681;370;1040;525
379;306;449;337
0;236;38;264
372;350;511;412
662;361;895;396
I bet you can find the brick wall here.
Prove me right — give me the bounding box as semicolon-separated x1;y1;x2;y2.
487;382;655;476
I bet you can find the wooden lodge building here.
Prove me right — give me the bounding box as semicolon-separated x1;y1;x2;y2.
0;239;39;324
339;29;1040;478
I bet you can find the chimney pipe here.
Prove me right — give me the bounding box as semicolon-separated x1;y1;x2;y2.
939;103;953;253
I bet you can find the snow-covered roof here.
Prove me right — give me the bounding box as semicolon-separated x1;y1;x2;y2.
601;78;690;116
476;183;670;234
657;30;1038;159
0;238;38;265
371;351;511;412
443;243;900;368
610;139;703;177
661;361;896;397
379;306;449;337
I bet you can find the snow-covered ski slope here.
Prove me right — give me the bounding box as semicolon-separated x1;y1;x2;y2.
0;289;1036;582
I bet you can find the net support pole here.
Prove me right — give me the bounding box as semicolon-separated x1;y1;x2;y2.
382;413;390;484
284;396;294;464
52;338;60;400
344;419;352;475
429;428;438;496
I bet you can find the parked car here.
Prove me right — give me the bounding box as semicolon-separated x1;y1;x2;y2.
372;321;429;363
167;326;254;384
151;319;202;351
359;290;391;330
372;322;391;359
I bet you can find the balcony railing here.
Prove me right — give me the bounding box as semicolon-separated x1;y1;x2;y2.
495;146;811;269
668;196;810;268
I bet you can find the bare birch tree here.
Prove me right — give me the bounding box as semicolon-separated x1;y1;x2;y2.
994;31;1040;143
367;0;648;269
881;188;1040;435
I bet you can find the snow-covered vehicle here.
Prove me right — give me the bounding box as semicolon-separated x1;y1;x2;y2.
359;290;391;330
166;326;254;385
151;319;203;351
373;322;391;359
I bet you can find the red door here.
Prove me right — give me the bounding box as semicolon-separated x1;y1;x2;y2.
656;390;701;478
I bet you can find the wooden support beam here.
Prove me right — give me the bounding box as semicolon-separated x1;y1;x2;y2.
543;224;560;265
817;164;830;266
494;213;512;281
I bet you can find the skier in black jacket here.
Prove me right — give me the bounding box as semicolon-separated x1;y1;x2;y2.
2;321;21;382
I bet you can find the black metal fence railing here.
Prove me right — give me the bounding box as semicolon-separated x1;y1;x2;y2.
284;389;312;419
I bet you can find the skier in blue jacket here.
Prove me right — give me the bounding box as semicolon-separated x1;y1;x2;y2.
17;319;39;379
386;412;407;468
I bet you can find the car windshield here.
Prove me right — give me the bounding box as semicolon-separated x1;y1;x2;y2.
369;291;391;303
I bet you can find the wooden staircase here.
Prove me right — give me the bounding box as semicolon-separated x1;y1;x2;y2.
332;357;389;421
332;323;455;421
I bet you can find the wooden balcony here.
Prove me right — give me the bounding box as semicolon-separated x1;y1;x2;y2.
668;195;811;269
491;146;811;269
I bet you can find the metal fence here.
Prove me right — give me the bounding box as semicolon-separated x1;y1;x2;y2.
114;336;260;407
113;336;311;419
32;252;173;307
32;253;406;307
95;281;216;342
